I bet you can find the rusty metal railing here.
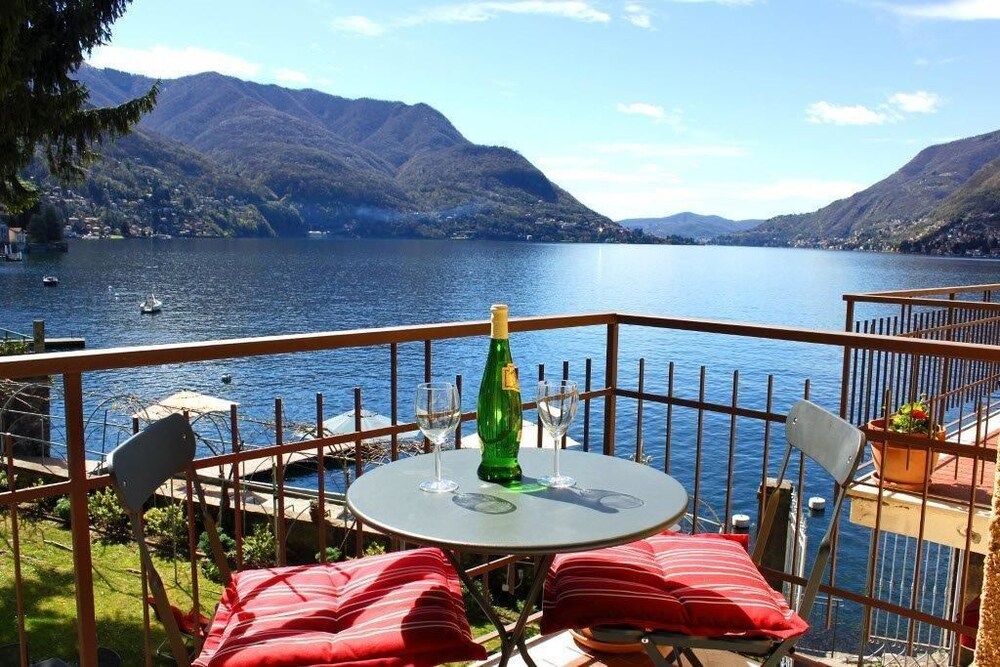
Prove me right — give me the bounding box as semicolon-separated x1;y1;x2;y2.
1;310;998;666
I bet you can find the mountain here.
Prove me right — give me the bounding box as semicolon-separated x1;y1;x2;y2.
619;212;762;241
908;157;1000;254
725;129;1000;252
41;66;651;242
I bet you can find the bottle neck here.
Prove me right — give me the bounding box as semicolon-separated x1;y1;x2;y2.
490;314;509;340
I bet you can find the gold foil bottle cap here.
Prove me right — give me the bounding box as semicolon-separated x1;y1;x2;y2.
490;304;509;339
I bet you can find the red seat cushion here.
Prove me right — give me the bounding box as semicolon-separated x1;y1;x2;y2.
541;532;807;641
146;597;210;636
192;548;486;667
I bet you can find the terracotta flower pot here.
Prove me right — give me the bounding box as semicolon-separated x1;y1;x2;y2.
867;418;945;491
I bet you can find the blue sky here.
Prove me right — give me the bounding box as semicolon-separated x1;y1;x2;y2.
88;0;1000;222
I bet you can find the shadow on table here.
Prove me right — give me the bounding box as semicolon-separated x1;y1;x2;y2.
452;483;643;515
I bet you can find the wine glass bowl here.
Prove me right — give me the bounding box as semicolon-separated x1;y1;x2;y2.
536;380;579;488
414;382;461;493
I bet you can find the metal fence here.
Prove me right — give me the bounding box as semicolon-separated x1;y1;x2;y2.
1;305;998;666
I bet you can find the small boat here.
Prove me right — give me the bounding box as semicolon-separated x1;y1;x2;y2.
140;294;162;314
42;275;59;286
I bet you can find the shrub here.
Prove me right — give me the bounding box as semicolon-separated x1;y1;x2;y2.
315;546;343;563
89;488;130;542
242;524;276;569
0;340;29;356
54;496;72;524
363;541;386;557
144;504;187;545
199;529;236;583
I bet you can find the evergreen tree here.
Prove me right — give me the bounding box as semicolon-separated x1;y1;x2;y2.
25;203;64;242
0;0;158;213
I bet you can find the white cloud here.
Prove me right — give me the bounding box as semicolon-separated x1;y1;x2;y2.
806;101;889;126
403;1;610;25
87;45;260;79
663;0;757;5
888;90;942;113
590;142;749;158
616;102;665;120
274;68;310;85
331;15;387;36
333;2;608;36
624;3;653;28
887;0;1000;20
807;91;943;126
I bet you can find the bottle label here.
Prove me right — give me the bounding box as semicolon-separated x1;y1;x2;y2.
502;363;520;392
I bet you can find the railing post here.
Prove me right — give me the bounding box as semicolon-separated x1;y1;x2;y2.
839;297;855;421
603;319;618;456
32;320;44;354
65;372;98;666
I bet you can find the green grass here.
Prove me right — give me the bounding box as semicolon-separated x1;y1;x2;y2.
1;516;221;664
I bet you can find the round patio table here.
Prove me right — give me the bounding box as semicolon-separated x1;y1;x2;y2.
347;447;688;667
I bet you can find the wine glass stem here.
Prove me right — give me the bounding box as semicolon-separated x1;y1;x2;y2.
434;439;443;483
552;429;561;476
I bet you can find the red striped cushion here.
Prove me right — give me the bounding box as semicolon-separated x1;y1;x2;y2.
193;548;486;667
541;532;807;641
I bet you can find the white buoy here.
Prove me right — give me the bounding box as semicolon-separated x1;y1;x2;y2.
731;514;751;529
808;496;826;511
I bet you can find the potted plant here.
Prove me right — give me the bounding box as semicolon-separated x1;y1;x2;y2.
867;394;946;490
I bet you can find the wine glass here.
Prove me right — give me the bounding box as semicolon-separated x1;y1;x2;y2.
536;379;579;488
414;382;461;493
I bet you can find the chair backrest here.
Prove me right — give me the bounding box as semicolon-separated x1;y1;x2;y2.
104;413;216;667
784;400;864;487
755;399;864;623
107;412;196;513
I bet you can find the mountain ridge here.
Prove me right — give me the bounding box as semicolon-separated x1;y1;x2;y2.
619;212;763;241
35;66;652;242
724;129;1000;252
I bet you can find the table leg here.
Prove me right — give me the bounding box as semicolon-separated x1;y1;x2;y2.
445;551;555;667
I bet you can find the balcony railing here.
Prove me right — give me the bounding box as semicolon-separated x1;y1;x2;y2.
1;302;998;666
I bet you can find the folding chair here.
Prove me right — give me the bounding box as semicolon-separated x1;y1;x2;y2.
541;399;865;666
107;413;485;667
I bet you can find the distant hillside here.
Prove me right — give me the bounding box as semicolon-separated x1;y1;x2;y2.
906;157;1000;254
44;66;652;243
725;129;1000;252
619;212;762;241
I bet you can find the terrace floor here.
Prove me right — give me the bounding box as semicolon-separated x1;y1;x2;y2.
476;631;755;667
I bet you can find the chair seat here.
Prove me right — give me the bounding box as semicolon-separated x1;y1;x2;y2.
192;548;486;667
541;532;808;642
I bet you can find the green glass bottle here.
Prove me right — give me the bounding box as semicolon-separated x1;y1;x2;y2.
476;304;523;483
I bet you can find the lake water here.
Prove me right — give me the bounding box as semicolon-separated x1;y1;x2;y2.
3;239;998;446
3;239;997;650
4;237;997;473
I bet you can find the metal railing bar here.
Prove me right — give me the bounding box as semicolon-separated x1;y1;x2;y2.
691;367;706;532
758;567;978;639
616;314;1000;363
901;312;1000;339
846;283;1000;299
615;388;788;424
0;313;617;378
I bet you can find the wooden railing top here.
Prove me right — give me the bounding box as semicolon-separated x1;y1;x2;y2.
2;311;998;380
0;313;615;378
844;283;1000;300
